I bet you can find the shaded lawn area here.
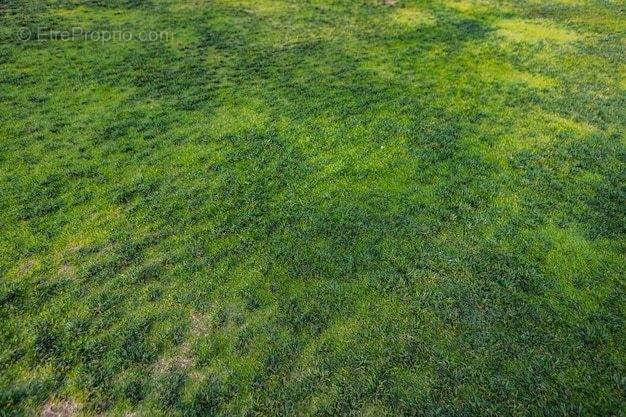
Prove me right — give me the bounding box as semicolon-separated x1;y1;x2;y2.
0;0;624;416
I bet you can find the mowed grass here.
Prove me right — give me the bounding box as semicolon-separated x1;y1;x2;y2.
0;0;624;416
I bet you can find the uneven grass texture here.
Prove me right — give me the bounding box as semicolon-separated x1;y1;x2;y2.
1;0;625;416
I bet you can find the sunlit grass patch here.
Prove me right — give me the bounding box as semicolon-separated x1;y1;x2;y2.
529;0;588;4
510;70;556;88
541;112;597;135
444;0;511;14
444;0;479;12
51;5;152;27
496;18;581;43
486;107;598;167
535;225;617;312
391;7;436;28
52;5;90;17
208;100;269;137
567;8;626;32
167;0;211;13
476;60;557;89
166;26;200;50
216;0;297;15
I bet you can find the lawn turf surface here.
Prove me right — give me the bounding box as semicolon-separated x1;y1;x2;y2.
1;0;625;416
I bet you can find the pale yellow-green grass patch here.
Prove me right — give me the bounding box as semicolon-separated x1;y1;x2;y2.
473;191;523;241
510;70;556;89
167;26;200;50
568;9;625;33
487;108;596;166
52;5;89;17
476;60;557;89
391;7;436;28
52;6;151;27
496;19;581;43
619;65;626;91
444;0;512;14
539;226;614;313
541;112;597;135
216;0;297;15
208;100;270;137
527;0;589;4
167;0;211;13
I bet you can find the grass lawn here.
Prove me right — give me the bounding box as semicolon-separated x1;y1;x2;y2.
1;0;624;415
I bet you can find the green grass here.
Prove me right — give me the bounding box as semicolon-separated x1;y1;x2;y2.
1;0;624;416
